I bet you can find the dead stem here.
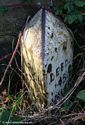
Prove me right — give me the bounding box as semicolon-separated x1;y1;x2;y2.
0;32;22;86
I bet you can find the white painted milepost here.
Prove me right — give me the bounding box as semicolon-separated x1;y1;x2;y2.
21;9;73;109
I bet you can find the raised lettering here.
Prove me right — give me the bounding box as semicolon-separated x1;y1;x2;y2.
63;73;67;84
61;62;64;71
50;73;55;82
56;67;60;76
58;77;62;86
47;64;52;73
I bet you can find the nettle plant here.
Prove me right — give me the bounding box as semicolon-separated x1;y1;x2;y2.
53;0;85;24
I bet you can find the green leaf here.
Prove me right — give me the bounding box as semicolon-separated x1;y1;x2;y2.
75;0;85;7
64;13;77;24
0;6;8;14
64;2;74;13
64;11;82;24
60;100;73;112
0;109;21;124
55;7;63;15
77;14;83;23
77;90;85;102
0;109;11;122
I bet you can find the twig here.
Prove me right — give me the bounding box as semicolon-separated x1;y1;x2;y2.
73;114;85;121
82;13;85;16
0;32;22;86
62;112;85;119
61;112;85;124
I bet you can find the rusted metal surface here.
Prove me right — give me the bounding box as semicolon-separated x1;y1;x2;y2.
21;9;73;108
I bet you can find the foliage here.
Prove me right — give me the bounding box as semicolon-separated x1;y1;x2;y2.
60;100;73;112
0;109;20;121
0;6;8;14
22;0;85;24
60;90;85;113
77;90;85;102
53;0;85;24
0;109;21;125
0;91;23;125
0;0;84;24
